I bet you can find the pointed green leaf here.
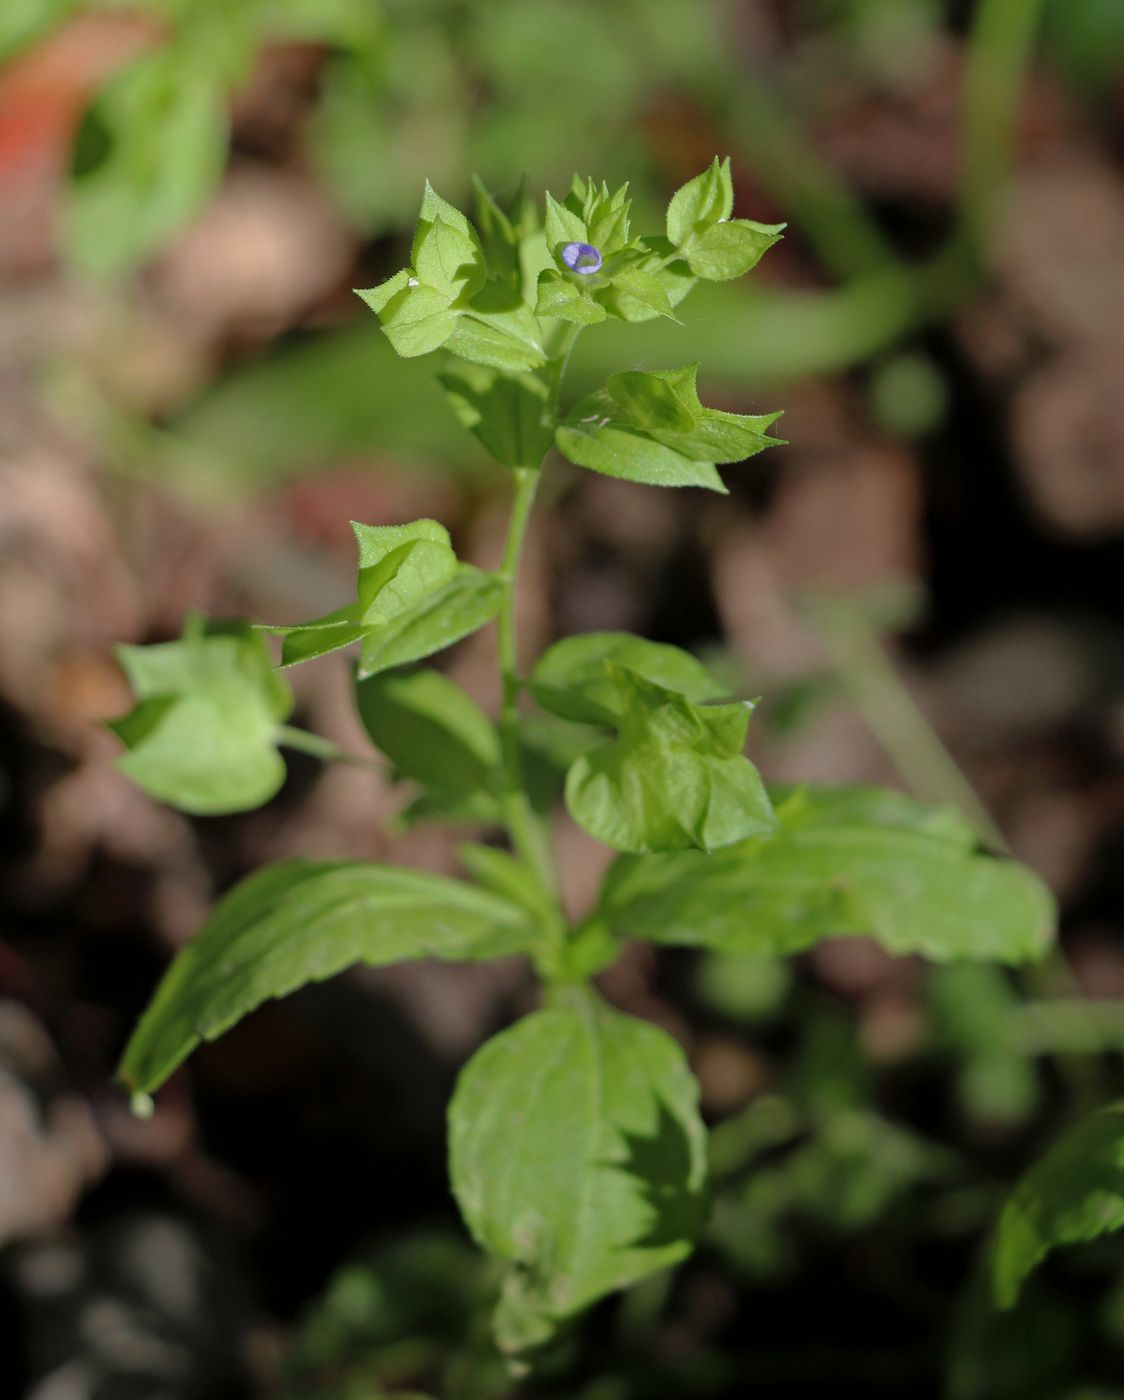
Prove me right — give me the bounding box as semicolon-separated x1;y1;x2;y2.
599;785;1056;963
438;362;553;469
544;190;587;257
412;215;486;302
110;620;292;815
556;364;781;492
606;267;679;322
685;219;785;281
564;668;775;854
355;667;500;799
992;1103;1124;1308
666;157;733;246
534;270;607;325
371;280;458;358
448;991;708;1355
118;860;538;1096
358;568;505;678
531;632;726;727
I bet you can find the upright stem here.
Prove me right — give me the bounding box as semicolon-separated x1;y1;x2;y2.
496;466;554;890
495;323;583;912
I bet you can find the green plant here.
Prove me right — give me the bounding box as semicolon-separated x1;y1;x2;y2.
110;162;1056;1366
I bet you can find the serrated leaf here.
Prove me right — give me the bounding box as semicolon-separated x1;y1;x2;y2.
607;267;679;322
110;620;292;815
564;667;775;854
684;219;785;281
992;1103;1124;1308
556;364;781;492
599;785;1056;963
369;280;458;358
270;522;500;676
544;190;587;256
534;270;607;325
448;990;708;1354
412;216;486;302
531;631;726;726
598;237;696;324
438;362;553;469
666;157;733;246
118;860;538;1096
358;568;505;678
355;668;499;799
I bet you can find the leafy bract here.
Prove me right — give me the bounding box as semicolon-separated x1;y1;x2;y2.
555;364;782;491
118;860;537;1098
438;361;554;469
564;667;775;854
356;182;547;370
448;990;708;1354
110;619;292;815
665;156;785;281
992;1103;1124;1308
599;785;1056;963
531;631;726;727
269;520;503;677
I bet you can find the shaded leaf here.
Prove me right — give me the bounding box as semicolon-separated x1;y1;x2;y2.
600;785;1056;963
448;990;708;1354
992;1104;1124;1308
119;860;537;1096
439;361;553;469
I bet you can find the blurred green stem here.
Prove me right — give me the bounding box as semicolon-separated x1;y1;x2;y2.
808;599;1007;850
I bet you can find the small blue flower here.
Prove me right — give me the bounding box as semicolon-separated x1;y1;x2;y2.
562;241;603;276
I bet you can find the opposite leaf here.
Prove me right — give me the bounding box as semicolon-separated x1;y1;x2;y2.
269;520;503;677
119;860;537;1098
531;631;726;727
448;990;709;1355
110;619;292;815
564;667;776;854
992;1103;1124;1309
556;364;782;492
599;785;1056;963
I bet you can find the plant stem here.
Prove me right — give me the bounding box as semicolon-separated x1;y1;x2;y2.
496;466;557;897
493;323;583;913
276;725;385;771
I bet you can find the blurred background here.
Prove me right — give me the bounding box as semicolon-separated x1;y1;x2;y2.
1;1;1123;1396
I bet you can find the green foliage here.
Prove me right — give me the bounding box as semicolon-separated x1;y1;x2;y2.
118;859;538;1099
108;162;1064;1368
555;365;783;492
598;785;1055;962
109;617;292;814
270;519;504;676
65;50;228;278
992;1105;1124;1309
448;989;708;1354
564;669;775;854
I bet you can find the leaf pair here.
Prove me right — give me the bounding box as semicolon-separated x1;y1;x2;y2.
270;519;504;678
530;632;776;854
356;182;547;371
109;619;293;815
555;363;783;492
